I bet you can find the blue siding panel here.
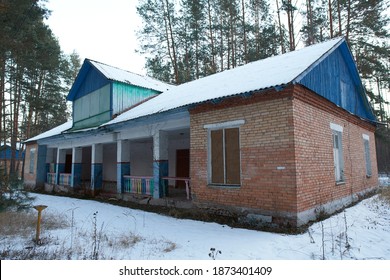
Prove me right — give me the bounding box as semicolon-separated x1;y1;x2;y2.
74;67;109;101
67;61;110;102
0;146;23;160
297;46;375;121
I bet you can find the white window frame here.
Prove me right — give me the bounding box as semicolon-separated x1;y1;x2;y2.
205;120;245;186
330;123;344;183
363;134;372;177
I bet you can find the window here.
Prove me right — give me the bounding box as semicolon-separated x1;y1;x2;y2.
340;80;348;108
29;148;36;174
205;120;244;186
363;134;372;177
330;123;344;183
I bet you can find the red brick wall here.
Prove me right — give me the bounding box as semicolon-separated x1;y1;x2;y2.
190;89;298;218
189;85;378;225
292;85;378;213
23;143;38;188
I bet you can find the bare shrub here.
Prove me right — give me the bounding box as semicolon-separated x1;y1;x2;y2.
0;210;68;238
379;187;390;204
118;233;143;248
162;241;177;253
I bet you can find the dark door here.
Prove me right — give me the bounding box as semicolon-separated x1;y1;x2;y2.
176;149;189;187
65;154;72;173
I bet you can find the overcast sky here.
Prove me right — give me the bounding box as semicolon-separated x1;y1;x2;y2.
44;0;146;74
43;0;389;115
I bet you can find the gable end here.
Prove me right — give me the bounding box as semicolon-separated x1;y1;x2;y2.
295;42;375;121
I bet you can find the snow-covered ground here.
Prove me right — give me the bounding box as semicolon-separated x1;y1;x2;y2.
1;189;390;260
379;174;390;187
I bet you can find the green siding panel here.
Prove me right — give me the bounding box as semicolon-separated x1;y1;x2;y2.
112;82;159;115
73;84;111;129
73;111;111;130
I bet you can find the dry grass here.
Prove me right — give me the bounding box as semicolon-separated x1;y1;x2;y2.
379;187;390;204
0;209;69;238
117;233;143;248
162;240;177;253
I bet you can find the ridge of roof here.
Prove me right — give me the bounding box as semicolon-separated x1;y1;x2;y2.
27;38;354;143
105;37;345;126
87;59;175;92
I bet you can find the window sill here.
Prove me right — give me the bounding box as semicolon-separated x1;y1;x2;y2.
208;184;241;189
335;181;345;186
366;175;372;178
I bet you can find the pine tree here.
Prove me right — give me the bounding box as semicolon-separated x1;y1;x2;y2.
137;0;180;83
1;0;79;177
300;0;390;123
301;0;329;45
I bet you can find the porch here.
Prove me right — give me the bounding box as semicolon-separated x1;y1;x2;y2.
43;127;191;201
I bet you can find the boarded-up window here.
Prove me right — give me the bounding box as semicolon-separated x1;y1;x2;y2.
29;148;36;174
211;130;224;184
363;135;372;177
210;127;240;185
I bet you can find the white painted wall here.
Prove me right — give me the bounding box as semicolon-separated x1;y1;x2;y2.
103;143;117;181
130;141;153;176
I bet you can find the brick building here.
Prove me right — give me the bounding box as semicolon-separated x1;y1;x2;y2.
24;38;378;227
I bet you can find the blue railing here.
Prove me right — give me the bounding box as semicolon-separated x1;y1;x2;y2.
47;172;56;184
59;173;71;186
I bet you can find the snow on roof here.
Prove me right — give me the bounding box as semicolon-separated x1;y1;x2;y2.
26;38;344;142
105;38;344;126
25;121;73;143
88;60;175;92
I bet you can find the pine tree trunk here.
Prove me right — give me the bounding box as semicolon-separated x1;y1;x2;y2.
377;77;385;122
229;4;235;68
346;0;351;42
306;0;314;45
254;0;260;55
163;0;179;84
241;0;248;64
328;0;333;38
287;0;295;51
220;11;224;71
337;0;342;36
207;0;216;72
275;0;285;53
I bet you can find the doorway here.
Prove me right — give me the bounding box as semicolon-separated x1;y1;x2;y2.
176;149;189;187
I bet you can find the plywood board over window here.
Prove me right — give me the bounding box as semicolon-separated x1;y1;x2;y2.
363;134;372;177
210;127;241;186
211;130;224;184
29;148;36;174
225;128;240;184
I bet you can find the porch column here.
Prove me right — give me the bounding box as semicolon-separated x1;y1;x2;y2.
117;140;130;194
36;145;47;188
71;147;82;188
153;131;169;199
55;149;66;185
47;148;56;171
45;148;56;181
91;144;103;194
